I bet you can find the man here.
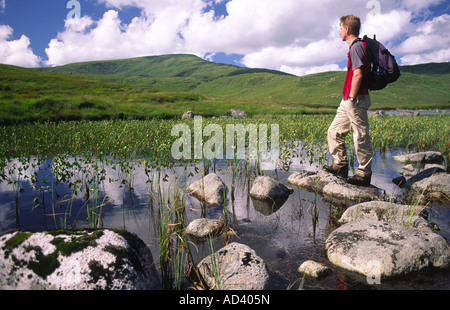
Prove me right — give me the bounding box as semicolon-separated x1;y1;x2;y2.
324;15;373;187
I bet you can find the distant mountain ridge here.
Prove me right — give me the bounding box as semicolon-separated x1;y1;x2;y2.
398;62;450;75
42;54;293;81
42;53;449;78
36;55;450;113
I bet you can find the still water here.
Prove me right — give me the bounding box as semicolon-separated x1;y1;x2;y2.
0;149;448;290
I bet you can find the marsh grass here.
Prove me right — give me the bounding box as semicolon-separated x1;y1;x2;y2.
0;115;448;162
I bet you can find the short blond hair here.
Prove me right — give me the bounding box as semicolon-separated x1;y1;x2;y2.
340;15;361;37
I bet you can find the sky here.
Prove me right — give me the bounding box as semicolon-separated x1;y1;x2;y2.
0;0;449;76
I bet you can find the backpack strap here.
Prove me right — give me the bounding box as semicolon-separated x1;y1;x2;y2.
348;38;365;69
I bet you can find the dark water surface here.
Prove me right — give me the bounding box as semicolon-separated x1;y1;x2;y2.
1;149;448;290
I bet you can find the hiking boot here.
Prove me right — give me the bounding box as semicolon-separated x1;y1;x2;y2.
323;164;348;178
347;174;371;187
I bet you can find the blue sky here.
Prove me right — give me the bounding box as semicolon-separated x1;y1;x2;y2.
0;0;449;75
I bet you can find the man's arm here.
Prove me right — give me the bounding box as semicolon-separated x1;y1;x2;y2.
349;67;363;100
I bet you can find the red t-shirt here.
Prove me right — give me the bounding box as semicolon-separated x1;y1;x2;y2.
343;40;370;100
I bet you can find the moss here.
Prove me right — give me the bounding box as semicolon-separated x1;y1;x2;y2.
111;229;144;249
51;231;102;256
88;260;112;287
104;244;143;273
2;232;31;258
26;246;60;279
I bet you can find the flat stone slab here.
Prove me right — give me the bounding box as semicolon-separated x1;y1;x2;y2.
338;201;435;233
0;229;160;290
197;242;269;290
288;171;386;204
325;221;449;279
392;151;444;164
187;173;228;207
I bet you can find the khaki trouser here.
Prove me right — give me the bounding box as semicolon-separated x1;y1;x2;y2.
327;95;373;177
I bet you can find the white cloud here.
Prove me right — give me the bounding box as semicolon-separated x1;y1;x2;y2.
45;10;190;66
400;0;445;12
0;0;5;13
281;64;343;76
45;1;209;66
361;10;413;44
396;14;450;65
0;25;41;67
240;26;347;73
43;0;450;73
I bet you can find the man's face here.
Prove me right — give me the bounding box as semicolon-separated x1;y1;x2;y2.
340;23;348;41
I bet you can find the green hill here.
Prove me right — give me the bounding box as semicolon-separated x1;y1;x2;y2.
42;55;450;111
42;54;291;81
399;62;450;75
1;56;448;123
0;62;316;123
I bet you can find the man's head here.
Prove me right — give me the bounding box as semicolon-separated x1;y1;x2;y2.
340;15;361;41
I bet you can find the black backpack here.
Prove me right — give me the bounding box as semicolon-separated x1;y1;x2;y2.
353;35;401;91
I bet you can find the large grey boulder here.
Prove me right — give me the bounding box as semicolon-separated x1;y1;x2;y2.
392;151;444;164
249;176;294;201
187;173;228;207
197;242;269;290
325;221;449;279
338;201;434;233
0;229;161;290
288;171;386;204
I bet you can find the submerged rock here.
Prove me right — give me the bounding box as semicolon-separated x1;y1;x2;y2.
251;196;288;216
185;218;225;242
298;260;332;279
187;173;228;207
197;242;269;290
325;221;449;279
392;151;444;164
0;229;161;290
288;171;386;205
249;176;294;201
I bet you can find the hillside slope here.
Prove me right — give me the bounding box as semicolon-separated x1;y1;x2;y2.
42;55;450;111
42;54;292;81
0;63;318;123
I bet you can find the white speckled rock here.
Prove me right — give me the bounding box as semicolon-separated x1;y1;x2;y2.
197;242;269;290
325;221;449;279
0;229;161;290
187;173;228;206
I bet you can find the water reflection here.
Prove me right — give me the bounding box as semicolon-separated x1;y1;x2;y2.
0;148;448;289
